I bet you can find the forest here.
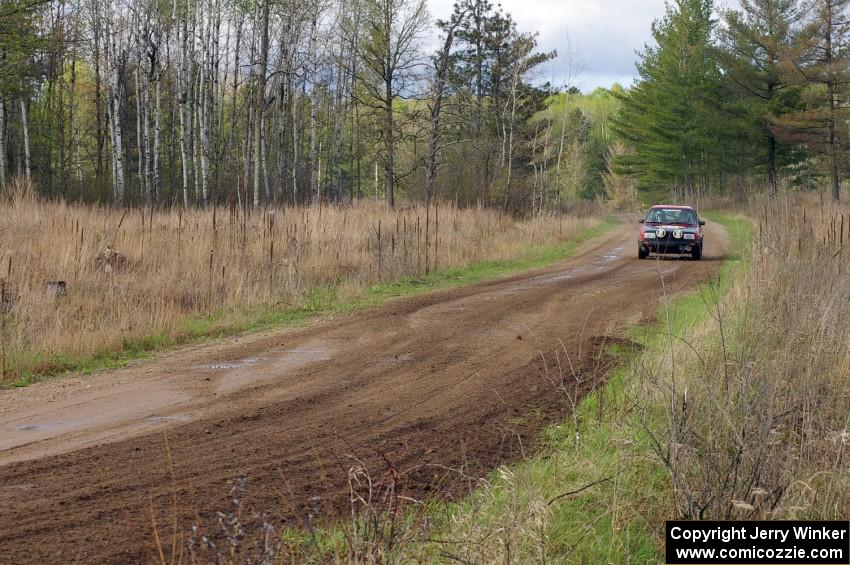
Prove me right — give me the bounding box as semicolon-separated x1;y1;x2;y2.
1;0;848;210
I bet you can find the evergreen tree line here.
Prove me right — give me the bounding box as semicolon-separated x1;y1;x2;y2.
0;0;560;208
614;0;850;201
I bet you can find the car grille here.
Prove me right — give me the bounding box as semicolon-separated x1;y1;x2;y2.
648;227;694;242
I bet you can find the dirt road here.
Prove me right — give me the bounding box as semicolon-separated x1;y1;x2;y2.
0;220;729;563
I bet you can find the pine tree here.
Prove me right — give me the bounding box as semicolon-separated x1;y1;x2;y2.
778;0;850;200
614;0;731;197
718;0;804;195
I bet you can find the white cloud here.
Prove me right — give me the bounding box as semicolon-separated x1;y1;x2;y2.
427;0;669;91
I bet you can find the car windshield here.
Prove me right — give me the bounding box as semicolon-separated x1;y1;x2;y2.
645;208;697;225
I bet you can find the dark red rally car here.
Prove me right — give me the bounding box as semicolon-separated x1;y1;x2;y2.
638;205;705;260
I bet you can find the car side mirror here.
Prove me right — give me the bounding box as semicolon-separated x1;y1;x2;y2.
699;220;706;226
638;219;644;224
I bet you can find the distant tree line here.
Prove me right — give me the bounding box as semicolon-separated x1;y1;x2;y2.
2;0;846;210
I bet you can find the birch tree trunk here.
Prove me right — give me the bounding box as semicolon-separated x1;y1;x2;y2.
134;67;148;201
554;100;570;205
502;67;519;211
189;4;199;204
108;61;126;204
153;70;161;200
110;113;118;198
190;75;200;204
333;41;347;202
253;0;269;208
199;53;209;205
293;73;306;203
0;98;6;190
260;111;269;201
20;99;32;184
384;71;395;208
210;0;221;198
177;2;190;207
309;16;320;203
75;128;83;195
113;88;126;203
142;67;152;200
199;0;210;205
540;115;550;210
229;12;242;202
89;0;105;181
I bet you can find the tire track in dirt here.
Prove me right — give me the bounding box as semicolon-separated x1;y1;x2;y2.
0;219;729;563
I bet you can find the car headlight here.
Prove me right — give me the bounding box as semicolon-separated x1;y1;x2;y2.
643;232;656;239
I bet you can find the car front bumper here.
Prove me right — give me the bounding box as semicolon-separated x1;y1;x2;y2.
641;240;699;254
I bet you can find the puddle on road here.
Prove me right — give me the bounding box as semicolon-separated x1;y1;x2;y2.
6;412;192;446
213;343;335;394
14;421;66;432
482;289;521;300
1;383;194;460
602;244;626;261
523;262;604;287
145;414;192;423
387;353;414;364
503;243;629;291
2;419;84;453
276;349;332;368
206;357;264;370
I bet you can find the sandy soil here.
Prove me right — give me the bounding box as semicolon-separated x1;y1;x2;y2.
0;219;729;563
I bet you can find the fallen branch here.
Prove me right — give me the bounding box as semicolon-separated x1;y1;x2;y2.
547;473;618;506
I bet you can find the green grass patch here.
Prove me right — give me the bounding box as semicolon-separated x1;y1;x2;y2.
3;216;620;388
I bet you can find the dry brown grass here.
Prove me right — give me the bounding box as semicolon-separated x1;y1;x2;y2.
0;178;598;383
639;192;850;522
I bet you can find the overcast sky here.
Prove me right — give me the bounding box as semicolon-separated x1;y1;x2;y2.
425;0;695;92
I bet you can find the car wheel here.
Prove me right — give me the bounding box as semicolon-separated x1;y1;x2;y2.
638;245;648;260
691;244;702;261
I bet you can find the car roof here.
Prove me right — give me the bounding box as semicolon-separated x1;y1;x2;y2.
650;205;695;210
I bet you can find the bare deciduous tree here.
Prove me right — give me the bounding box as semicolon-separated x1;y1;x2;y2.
355;0;428;207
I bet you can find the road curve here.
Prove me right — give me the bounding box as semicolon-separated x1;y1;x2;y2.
0;218;729;563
